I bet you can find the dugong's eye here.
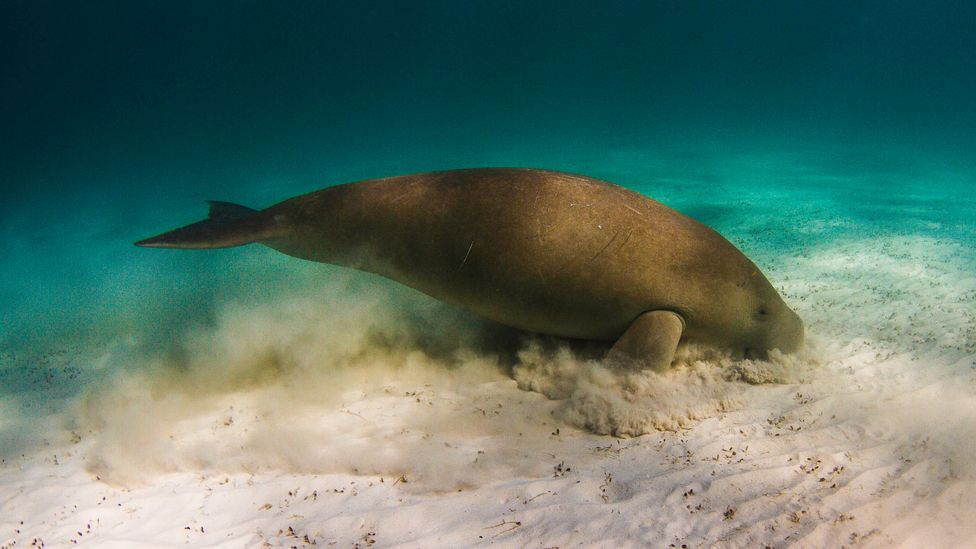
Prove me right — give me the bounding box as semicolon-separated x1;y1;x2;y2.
755;306;769;320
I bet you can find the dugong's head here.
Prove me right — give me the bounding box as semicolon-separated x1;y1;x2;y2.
695;262;805;360
744;299;804;359
736;280;805;360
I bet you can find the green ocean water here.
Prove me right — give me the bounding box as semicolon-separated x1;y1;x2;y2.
0;2;974;453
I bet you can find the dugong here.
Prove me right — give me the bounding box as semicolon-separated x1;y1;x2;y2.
136;168;803;369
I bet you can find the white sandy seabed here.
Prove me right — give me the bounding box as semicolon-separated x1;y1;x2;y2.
2;160;975;548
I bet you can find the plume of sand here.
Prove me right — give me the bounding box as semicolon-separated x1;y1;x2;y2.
76;273;816;489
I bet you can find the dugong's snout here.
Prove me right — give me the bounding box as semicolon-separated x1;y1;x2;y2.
770;306;805;355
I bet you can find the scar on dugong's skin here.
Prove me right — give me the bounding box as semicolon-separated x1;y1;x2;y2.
136;168;804;370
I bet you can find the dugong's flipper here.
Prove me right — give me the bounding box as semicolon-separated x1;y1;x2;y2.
135;201;281;249
606;310;685;371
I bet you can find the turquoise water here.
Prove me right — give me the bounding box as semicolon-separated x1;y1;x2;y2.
1;3;974;455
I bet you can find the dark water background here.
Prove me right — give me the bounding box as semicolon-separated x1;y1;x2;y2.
1;1;974;357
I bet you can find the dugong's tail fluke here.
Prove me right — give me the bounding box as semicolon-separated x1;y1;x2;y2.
135;201;280;249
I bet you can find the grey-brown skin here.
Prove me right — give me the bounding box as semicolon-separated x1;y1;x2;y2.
136;168;804;367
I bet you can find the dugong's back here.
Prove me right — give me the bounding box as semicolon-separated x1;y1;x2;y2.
264;168;762;342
